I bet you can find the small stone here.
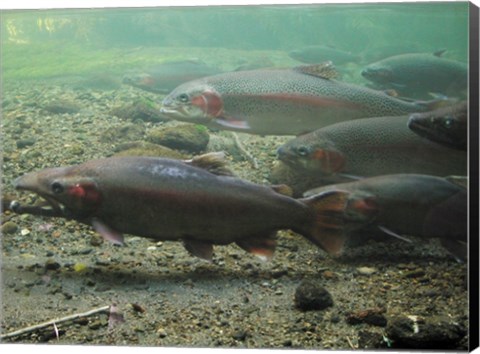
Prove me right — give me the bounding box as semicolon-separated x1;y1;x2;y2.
356;267;377;276
322;270;337;279
45;259;61;271
1;221;19;234
282;339;293;347
157;328;168;338
232;330;248;341
294;279;334;311
16;138;36;149
89;320;103;330
21;228;31;236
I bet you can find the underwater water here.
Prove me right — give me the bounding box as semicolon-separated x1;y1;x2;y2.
0;2;474;350
1;2;469;80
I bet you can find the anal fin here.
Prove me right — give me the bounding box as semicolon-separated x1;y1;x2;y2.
183;239;214;261
236;235;277;261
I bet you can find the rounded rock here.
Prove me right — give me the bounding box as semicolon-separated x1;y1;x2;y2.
294;279;334;311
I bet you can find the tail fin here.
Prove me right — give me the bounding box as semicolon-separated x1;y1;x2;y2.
300;190;351;255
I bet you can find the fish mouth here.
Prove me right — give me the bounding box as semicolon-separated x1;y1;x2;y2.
407;114;431;135
160;104;212;124
13;175;66;217
159;105;181;116
9;192;66;218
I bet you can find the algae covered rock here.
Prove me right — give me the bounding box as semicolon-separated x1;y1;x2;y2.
113;141;186;159
100;122;146;143
147;124;210;153
110;97;168;122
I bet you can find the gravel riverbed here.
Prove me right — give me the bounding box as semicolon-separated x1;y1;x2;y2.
0;73;470;350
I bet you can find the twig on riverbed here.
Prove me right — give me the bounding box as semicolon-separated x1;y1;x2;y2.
346;336;357;350
0;305;111;341
232;132;259;169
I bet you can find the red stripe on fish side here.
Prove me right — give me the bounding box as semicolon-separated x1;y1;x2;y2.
224;93;364;110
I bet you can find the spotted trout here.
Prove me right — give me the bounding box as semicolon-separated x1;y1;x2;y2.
302;174;468;261
277;115;467;181
12;153;350;260
408;101;468;151
361;51;468;99
160;63;441;136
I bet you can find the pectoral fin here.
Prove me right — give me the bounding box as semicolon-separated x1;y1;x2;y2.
377;225;412;243
215;116;251;130
183;239;214;261
91;218;124;246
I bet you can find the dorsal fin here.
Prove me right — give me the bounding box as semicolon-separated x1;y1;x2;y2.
433;49;447;57
445;175;468;189
294;62;338;80
271;184;293;197
185;152;235;176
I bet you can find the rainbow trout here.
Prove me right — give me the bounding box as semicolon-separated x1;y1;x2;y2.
361;51;468;99
277;115;467;180
303;174;467;261
408;101;468;151
160;63;440;136
12;153;349;260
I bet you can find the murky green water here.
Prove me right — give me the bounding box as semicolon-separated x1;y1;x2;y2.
1;2;469;80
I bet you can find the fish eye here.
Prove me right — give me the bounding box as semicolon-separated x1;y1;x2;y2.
296;146;310;156
51;181;64;194
177;93;189;103
443;117;454;128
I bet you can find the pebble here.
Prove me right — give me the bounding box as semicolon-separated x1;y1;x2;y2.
232;330;248;341
1;221;19;234
157;328;168;338
294;279;334;311
16;138;36;148
356;267;377;276
44;259;61;271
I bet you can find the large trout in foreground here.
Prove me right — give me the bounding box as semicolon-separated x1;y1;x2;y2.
160;63;441;136
12;153;348;260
